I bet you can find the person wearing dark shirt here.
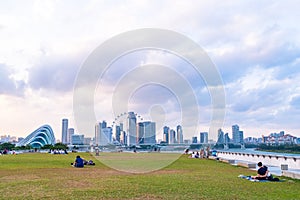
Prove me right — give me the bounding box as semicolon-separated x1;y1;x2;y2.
74;155;84;168
251;162;268;180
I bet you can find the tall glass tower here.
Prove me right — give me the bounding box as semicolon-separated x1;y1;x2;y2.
232;124;240;144
61;119;68;144
127;112;137;146
176;125;183;144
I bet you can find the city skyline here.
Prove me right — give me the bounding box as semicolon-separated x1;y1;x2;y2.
2;116;298;146
1;1;300;140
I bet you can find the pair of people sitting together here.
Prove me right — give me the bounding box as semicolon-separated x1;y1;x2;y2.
251;162;279;181
72;155;95;168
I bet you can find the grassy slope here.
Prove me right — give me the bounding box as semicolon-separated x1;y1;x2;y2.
0;153;299;200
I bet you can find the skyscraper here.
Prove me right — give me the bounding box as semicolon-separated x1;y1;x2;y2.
137;122;144;144
176;125;183;144
61;119;68;144
239;130;244;144
224;133;230;144
137;121;156;145
67;128;74;145
192;136;198;143
115;125;121;143
169;129;176;144
200;132;208;144
127;112;137;146
217;129;224;144
101;121;107;128
95;121;112;146
232;124;243;144
144;121;156;144
163;126;169;144
95;122;101;146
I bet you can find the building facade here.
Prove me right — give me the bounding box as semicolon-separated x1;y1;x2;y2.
127;112;137;146
217;129;224;144
137;121;156;145
200;132;208;144
163;126;169;144
67;128;74;145
232;125;244;144
61;119;68;144
176;125;183;144
95;121;112;146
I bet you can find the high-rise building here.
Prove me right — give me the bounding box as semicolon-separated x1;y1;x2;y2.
169;129;176;144
137;122;144;144
176;125;183;144
137;121;156;145
239;131;244;144
61;119;68;144
95;121;112;146
102;127;113;145
200;132;208;144
120;130;127;145
115;125;121;143
67;128;74;145
72;134;84;145
95;122;101;146
84;137;92;145
224;133;230;144
127;112;137;146
217;129;224;144
232;124;243;144
192;136;198;143
144;121;156;144
232;124;239;144
163;126;169;144
101;121;107;128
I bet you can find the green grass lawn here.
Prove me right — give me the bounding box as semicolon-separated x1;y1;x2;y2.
0;152;299;200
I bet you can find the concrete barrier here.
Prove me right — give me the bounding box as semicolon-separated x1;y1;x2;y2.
217;151;300;169
220;159;235;164
237;162;257;169
282;171;300;179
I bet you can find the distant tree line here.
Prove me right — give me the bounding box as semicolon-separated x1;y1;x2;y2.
213;143;259;149
256;144;300;153
0;142;68;151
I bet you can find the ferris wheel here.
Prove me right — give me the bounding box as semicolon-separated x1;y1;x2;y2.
111;112;144;128
111;112;145;145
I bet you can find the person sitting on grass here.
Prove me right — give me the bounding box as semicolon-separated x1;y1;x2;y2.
251;162;268;180
73;155;84;168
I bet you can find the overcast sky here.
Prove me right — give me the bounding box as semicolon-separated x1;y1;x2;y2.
1;0;300;141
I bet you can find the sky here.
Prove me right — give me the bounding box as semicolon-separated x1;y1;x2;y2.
0;0;300;141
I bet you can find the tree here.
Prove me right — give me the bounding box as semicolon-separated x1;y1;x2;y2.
0;142;15;150
41;144;54;150
54;143;68;150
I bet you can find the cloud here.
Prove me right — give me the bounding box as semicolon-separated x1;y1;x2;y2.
290;95;300;110
0;64;25;96
1;0;300;139
28;54;81;92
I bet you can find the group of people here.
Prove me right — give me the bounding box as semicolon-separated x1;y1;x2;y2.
72;155;95;168
251;162;279;181
49;149;68;154
186;147;211;159
0;149;9;155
